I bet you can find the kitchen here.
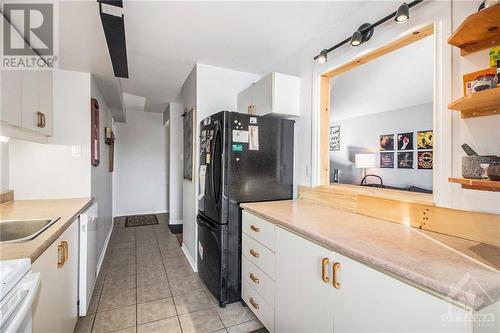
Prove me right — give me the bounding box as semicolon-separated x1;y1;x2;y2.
1;1;500;333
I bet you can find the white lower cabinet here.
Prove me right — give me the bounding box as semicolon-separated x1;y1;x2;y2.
32;220;79;333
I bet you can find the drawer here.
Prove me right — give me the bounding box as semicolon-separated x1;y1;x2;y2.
242;210;275;251
242;233;275;279
242;280;275;333
242;256;275;307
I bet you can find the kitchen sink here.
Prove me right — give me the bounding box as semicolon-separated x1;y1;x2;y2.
0;218;60;243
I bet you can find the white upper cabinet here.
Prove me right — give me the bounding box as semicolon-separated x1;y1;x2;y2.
21;70;53;136
0;70;22;127
237;72;300;117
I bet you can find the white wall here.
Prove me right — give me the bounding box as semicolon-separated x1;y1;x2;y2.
262;0;499;214
9;70;92;199
0;142;8;192
330;103;433;189
91;78;114;257
114;110;168;216
180;63;259;268
167;102;184;224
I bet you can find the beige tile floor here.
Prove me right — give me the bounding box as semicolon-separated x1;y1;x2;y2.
74;215;264;333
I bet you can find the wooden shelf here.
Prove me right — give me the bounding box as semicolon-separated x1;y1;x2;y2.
448;4;500;56
449;177;500;192
448;87;500;118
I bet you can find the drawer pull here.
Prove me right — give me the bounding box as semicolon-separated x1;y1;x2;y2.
249;273;260;284
250;224;260;232
321;258;330;283
249;298;259;310
61;241;68;263
249;249;260;258
333;262;341;289
57;244;64;268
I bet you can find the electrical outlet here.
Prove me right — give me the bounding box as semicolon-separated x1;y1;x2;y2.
71;145;81;157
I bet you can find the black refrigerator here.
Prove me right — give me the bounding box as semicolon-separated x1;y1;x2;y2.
197;111;294;307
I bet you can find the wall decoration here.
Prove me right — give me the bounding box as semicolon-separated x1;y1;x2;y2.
418;151;433;169
397;152;414;169
417;130;433;150
397;132;413;150
183;108;195;182
379;152;394;168
91;98;100;166
329;126;340;151
379;134;395;151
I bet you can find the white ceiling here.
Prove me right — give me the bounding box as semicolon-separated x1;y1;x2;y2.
121;1;364;113
330;35;433;121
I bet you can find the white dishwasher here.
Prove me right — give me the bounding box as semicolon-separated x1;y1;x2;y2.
78;202;98;317
0;259;40;333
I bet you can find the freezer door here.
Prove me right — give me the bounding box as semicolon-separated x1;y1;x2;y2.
227;113;294;203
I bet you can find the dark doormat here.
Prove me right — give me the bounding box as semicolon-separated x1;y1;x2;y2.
125;214;159;227
175;233;183;245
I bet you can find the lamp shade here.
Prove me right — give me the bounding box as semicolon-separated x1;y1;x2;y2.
355;153;377;169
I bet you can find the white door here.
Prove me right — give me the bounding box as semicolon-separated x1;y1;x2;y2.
59;220;79;333
275;227;334;333
0;70;22;127
331;251;473;333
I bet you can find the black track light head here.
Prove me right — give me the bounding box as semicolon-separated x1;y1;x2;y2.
317;49;328;64
395;3;410;23
350;23;374;47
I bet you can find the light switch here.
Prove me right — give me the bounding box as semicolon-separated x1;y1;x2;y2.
71;145;81;157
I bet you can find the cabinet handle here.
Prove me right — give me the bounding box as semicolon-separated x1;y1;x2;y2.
250;225;260;232
57;244;64;268
249;249;260;258
321;258;330;283
249;298;259;310
332;262;341;289
41;113;46;128
36;112;43;128
61;241;68;263
249;273;260;284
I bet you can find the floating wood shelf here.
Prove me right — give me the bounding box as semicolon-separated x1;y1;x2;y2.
449;177;500;192
448;4;500;56
448;87;500;118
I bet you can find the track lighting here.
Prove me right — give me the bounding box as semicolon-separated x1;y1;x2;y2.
317;49;328;64
312;0;423;62
395;3;410;23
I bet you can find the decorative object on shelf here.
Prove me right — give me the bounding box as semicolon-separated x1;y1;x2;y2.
397;132;413;150
461;143;499;179
313;0;424;63
91;98;100;167
417;130;433;150
473;74;497;92
379;152;394;168
329;126;340;151
379;134;394;151
355;153;381;186
490;45;500;67
496;59;500;84
487;161;500;180
397;152;414;169
463;68;496;94
417;151;433;169
480;163;490;179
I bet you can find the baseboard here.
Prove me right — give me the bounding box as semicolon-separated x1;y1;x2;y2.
169;219;183;225
181;243;197;272
114;210;169;217
96;223;113;277
168;224;183;234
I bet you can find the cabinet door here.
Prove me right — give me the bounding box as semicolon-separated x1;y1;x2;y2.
59;220;79;333
21;70;52;135
274;73;300;117
252;73;273;116
237;86;252;114
275;227;334;333
32;238;61;333
0;70;22;126
331;251;472;333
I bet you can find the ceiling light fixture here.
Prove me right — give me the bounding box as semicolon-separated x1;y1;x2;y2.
395;3;410;23
314;0;423;63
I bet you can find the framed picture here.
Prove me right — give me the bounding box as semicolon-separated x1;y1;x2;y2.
91;98;100;167
379;152;394;168
418;151;433;169
397;132;413;150
417;130;433;150
329;126;340;151
379;134;394;151
397;152;414;169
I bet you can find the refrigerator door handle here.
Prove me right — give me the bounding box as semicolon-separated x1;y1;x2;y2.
213;121;222;208
221;115;228;200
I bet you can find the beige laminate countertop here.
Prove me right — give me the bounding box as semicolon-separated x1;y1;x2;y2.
0;198;94;262
240;199;500;311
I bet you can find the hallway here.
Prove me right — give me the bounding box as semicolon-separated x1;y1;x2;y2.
74;216;263;333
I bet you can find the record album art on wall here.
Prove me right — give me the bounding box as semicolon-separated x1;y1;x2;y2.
380;152;394;168
379;134;395;151
329;126;340;151
418;151;433;169
397;152;414;169
397;132;413;150
417;130;433;150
